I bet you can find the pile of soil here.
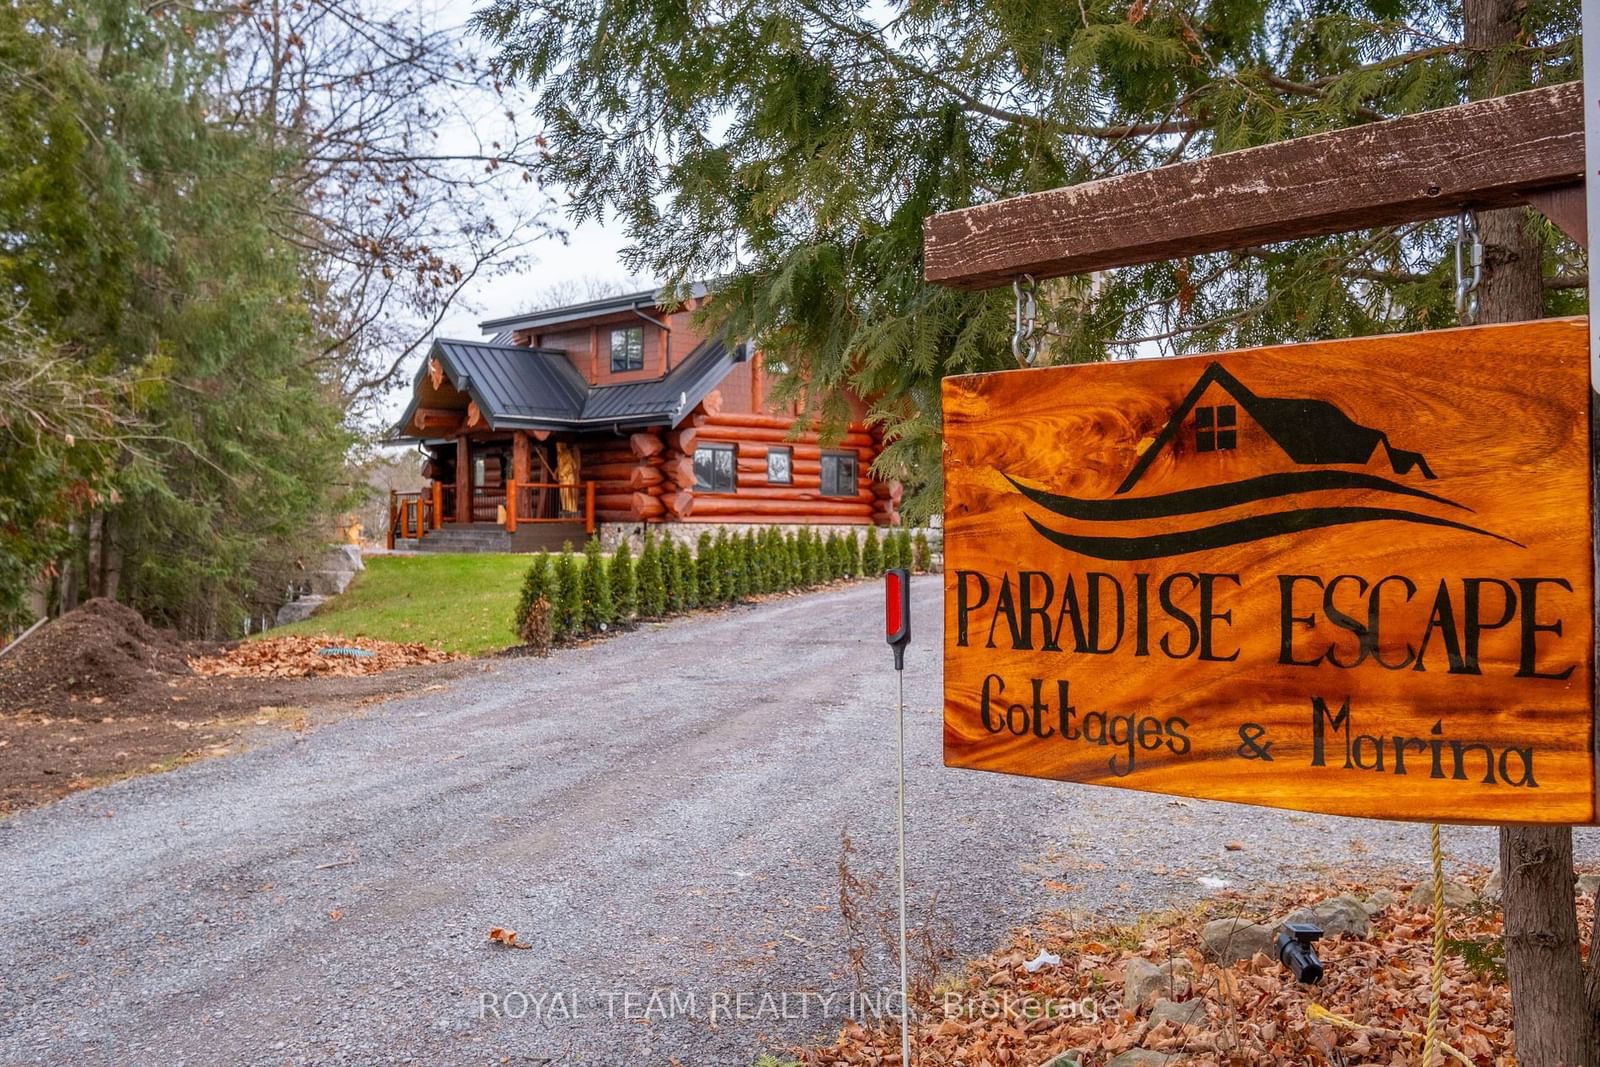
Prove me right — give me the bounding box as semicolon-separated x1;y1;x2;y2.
0;599;479;814
0;598;192;715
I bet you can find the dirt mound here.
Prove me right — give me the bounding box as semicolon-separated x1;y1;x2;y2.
0;598;192;713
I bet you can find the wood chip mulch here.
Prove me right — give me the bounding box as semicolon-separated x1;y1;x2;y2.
799;877;1543;1066
189;635;459;678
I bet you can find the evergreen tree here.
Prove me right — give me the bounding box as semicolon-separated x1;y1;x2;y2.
662;535;685;613
610;537;638;621
676;542;698;610
786;530;804;588
479;1;1582;525
742;530;761;595
897;530;915;571
696;531;721;604
552;542;582;637
714;528;733;602
514;552;554;645
862;527;884;575
843;531;861;579
914;531;932;574
638;530;667;618
581;536;614;631
765;528;786;592
801;529;822;586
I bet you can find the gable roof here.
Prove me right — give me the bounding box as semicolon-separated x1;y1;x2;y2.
1117;361;1436;494
478;282;714;335
393;333;739;438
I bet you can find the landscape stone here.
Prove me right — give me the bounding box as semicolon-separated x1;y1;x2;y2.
1406;879;1477;911
1122;957;1192;1011
309;570;355;597
1577;874;1600;897
325;545;365;572
275;596;326;626
1363;888;1398;915
1105;1051;1180;1067
1147;998;1205;1028
1201;918;1275;963
1279;893;1370;938
1481;870;1502;902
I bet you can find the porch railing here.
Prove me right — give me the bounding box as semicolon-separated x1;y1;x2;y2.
386;486;450;548
506;480;595;536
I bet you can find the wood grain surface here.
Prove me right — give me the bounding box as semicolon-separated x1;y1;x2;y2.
923;83;1583;289
942;319;1595;823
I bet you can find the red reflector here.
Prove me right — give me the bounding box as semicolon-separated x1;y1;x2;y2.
885;572;904;638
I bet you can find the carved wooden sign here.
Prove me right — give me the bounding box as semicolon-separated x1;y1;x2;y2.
942;318;1595;823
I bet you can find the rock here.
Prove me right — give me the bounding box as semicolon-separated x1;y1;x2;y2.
1279;893;1370;938
1481;869;1502;902
308;570;355;597
1577;874;1600;898
1363;889;1398;915
1148;998;1205;1028
1122;957;1193;1011
1105;1051;1180;1067
1201;918;1275;963
325;545;364;572
275;596;327;626
1406;879;1477;911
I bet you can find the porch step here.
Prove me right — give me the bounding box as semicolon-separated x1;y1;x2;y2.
395;521;588;554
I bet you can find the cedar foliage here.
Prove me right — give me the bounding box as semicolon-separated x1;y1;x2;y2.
696;532;722;604
581;536;613;630
862;527;884;576
638;530;667;618
552;543;582;637
514;552;555;649
713;528;733;601
662;535;685;613
610;537;638;621
676;542;698;610
476;0;1582;522
914;531;932;574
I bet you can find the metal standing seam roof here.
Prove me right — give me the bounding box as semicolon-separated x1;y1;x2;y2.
393;334;739;437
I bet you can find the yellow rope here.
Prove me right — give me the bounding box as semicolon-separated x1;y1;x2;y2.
1311;826;1456;1064
1423;822;1446;1066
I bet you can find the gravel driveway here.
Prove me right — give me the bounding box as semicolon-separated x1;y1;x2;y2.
1;579;1590;1066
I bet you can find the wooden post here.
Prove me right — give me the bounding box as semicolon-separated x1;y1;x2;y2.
387;490;397;550
506;480;518;533
455;436;471;524
431;481;443;531
585;481;596;535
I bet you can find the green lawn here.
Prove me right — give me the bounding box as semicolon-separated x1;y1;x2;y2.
271;553;532;656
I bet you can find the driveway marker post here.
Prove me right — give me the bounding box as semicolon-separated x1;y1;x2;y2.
884;566;912;1065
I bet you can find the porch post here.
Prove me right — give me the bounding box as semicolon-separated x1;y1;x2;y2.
455;435;471;524
387;489;396;550
431;481;443;530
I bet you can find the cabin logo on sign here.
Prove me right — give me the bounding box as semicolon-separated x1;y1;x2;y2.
1008;362;1518;561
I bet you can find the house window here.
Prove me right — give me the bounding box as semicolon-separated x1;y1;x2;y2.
1195;405;1237;452
821;451;858;497
609;326;644;372
766;447;793;484
693;444;736;493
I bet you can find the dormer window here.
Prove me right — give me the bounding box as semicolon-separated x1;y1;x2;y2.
610;326;644;372
1195;404;1237;452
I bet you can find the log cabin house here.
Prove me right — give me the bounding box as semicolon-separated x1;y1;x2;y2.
389;284;900;551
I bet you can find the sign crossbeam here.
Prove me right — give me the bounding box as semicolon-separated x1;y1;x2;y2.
922;82;1584;290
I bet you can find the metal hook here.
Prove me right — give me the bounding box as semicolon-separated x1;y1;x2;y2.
1012;274;1039;366
1454;210;1482;326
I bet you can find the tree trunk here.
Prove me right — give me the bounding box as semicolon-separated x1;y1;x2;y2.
1463;1;1597;1062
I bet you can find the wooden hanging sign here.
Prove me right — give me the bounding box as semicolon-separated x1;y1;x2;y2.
942;318;1595;823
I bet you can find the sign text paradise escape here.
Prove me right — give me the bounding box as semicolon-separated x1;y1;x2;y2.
955;565;1571;785
939;319;1594;824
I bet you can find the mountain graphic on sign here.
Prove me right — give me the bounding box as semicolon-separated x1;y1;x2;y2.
1010;361;1520;561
